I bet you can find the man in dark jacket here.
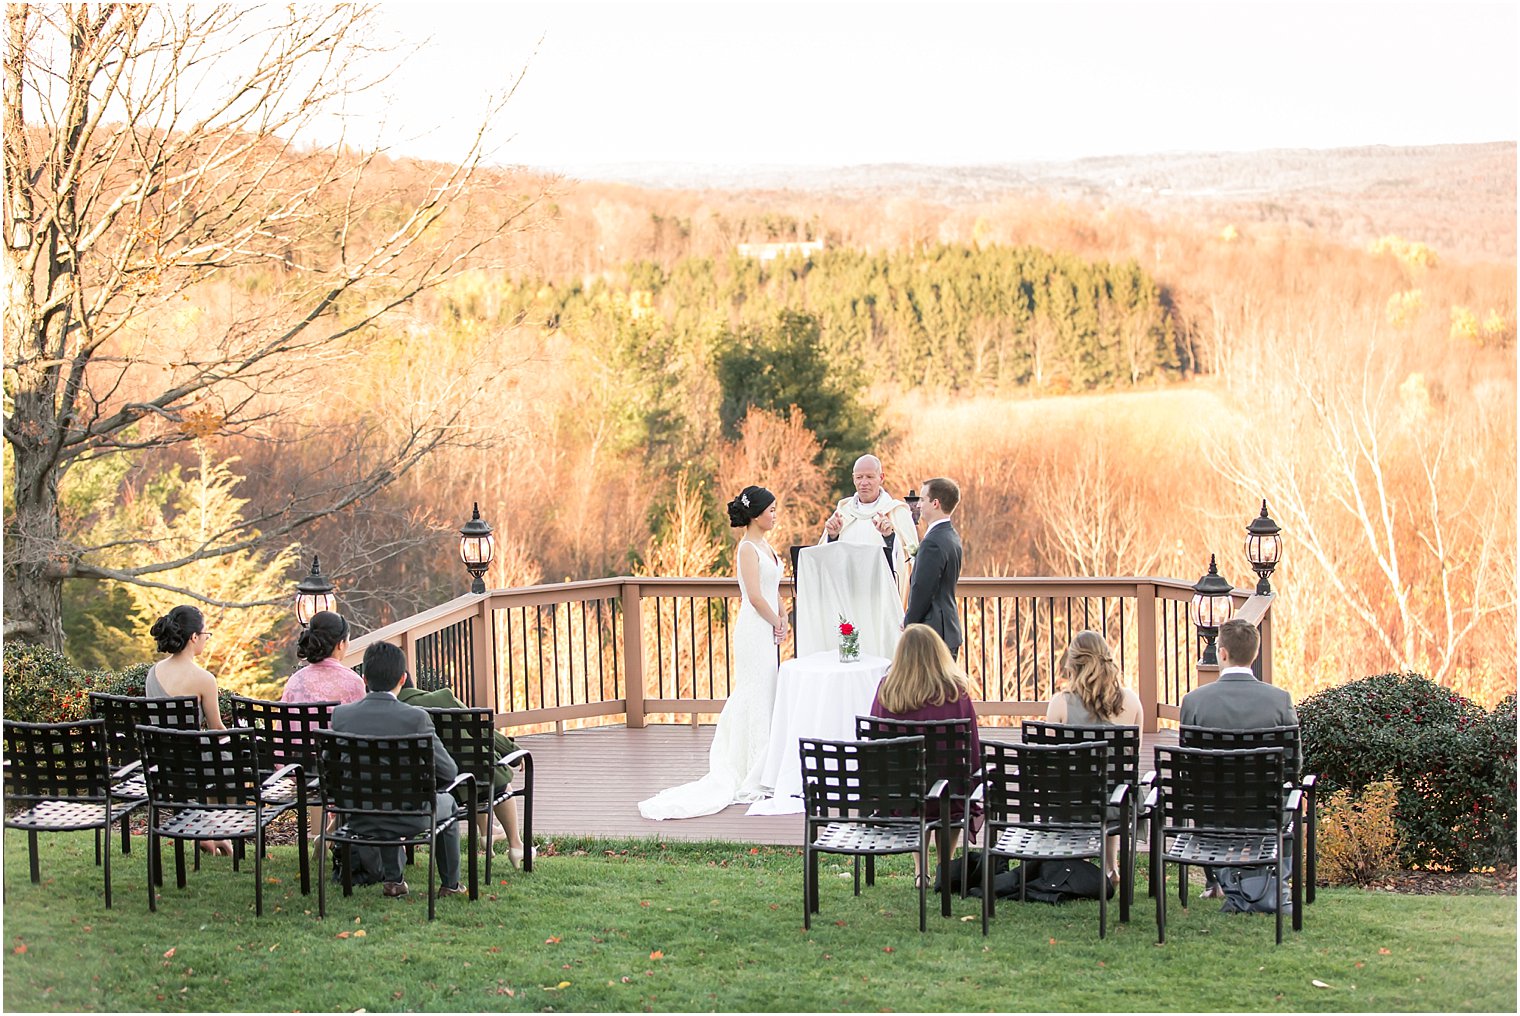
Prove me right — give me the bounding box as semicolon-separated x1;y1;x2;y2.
903;476;964;659
329;642;465;897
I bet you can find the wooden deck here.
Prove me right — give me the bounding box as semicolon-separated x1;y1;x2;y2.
515;723;1179;847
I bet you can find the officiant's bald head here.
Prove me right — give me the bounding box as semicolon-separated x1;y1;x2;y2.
852;455;883;502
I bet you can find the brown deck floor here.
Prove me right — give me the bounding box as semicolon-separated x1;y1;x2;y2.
514;723;1179;847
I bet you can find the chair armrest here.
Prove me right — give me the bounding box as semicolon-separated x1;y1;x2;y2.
1139;769;1156;792
442;772;476;796
927;778;949;801
111;760;143;782
1141;786;1159;815
264;763;302;788
1299;773;1318;791
497;748;531;769
1109;783;1130;809
1284;788;1303;815
968;783;985;804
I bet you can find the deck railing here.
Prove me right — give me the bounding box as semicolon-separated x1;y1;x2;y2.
342;575;1273;736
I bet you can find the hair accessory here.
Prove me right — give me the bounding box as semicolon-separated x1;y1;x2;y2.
741;494;750;507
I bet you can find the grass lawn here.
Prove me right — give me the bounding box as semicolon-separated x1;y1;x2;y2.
3;831;1514;1012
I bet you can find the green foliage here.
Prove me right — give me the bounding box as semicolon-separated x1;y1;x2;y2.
0;644;233;727
1300;673;1517;871
61;581;141;672
715;310;881;484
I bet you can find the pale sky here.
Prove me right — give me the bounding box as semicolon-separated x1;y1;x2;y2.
351;1;1517;170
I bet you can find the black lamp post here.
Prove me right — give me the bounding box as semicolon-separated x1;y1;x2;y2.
1190;554;1235;666
904;488;922;525
459;502;496;595
1244;499;1284;595
294;555;336;628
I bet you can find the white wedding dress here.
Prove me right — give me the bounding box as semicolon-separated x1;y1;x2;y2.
638;540;781;820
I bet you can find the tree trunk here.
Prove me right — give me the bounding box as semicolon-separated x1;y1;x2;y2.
3;422;65;650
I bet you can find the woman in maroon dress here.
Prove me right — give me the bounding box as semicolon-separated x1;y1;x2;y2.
869;623;982;886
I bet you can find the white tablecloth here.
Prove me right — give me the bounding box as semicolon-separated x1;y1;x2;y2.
746;651;889;816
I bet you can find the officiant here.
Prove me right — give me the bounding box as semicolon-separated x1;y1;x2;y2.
819;454;920;597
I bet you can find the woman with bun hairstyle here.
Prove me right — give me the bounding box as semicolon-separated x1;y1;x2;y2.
146;604;232;855
639;485;786;820
280;611;364;705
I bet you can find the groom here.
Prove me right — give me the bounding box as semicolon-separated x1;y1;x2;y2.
903;477;963;660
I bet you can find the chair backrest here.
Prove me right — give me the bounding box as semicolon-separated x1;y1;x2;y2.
3;719;109;802
229;695;337;773
1154;745;1285;834
981;739;1110;827
799;736;925;820
90;692;202;771
136;725;259;806
1178;724;1302;779
315;729;437;822
422;708;496;784
1021;720;1139;797
855;715;976;798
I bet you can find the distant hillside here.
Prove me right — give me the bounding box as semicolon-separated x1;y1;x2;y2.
547;142;1516;262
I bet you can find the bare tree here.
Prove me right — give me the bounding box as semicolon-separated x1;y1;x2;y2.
3;4;544;646
1028;433;1162;579
1211;337;1516;688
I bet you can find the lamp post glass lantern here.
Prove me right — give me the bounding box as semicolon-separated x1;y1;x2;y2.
1189;554;1235;666
1244;499;1284;595
294;555;336;628
459;502;496;594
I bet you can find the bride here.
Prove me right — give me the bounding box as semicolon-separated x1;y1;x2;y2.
638;486;787;820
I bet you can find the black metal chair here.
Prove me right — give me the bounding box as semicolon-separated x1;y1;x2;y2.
855;714;977;910
137;725;299;916
228;695;337;895
978;739;1113;938
799;736;945;932
1178;724;1319;903
315;730;478;921
1021;720;1139;921
422;707;534;880
3;719;144;908
89;692;202;857
1146;745;1302;945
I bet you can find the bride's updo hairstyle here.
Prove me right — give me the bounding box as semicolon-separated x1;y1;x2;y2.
726;486;775;528
150;605;205;654
297;610;350;664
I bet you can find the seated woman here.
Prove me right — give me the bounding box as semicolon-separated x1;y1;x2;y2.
869;623;983;887
1046;629;1143;885
146;604;232;856
281;611;365;706
397;676;531;869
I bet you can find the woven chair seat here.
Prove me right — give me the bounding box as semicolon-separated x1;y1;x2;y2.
110;774;147;801
157;807;270;840
814;820;922;854
1163;830;1279;866
8;798;139;832
993;825;1104;859
257;773;318;805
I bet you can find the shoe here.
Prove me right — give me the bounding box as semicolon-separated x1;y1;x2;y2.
439;883;468;897
508;845;533;869
382;880;410;898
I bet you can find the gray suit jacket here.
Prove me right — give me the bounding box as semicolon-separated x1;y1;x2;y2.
329;691;459;834
903;519;963;654
1179;670;1298;730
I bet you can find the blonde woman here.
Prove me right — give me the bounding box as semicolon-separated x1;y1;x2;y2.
870;623;982;886
1047;629;1142;882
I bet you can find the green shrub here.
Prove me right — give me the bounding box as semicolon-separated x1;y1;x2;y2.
1;642;92;723
2;644;233;727
1301;673;1517;871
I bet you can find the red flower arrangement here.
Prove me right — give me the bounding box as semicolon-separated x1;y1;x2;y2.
837;615;860;661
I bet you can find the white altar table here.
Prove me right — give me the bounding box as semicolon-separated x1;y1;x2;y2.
746;650;889;816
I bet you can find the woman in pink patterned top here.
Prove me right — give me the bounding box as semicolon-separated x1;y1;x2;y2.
281;611;365;704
